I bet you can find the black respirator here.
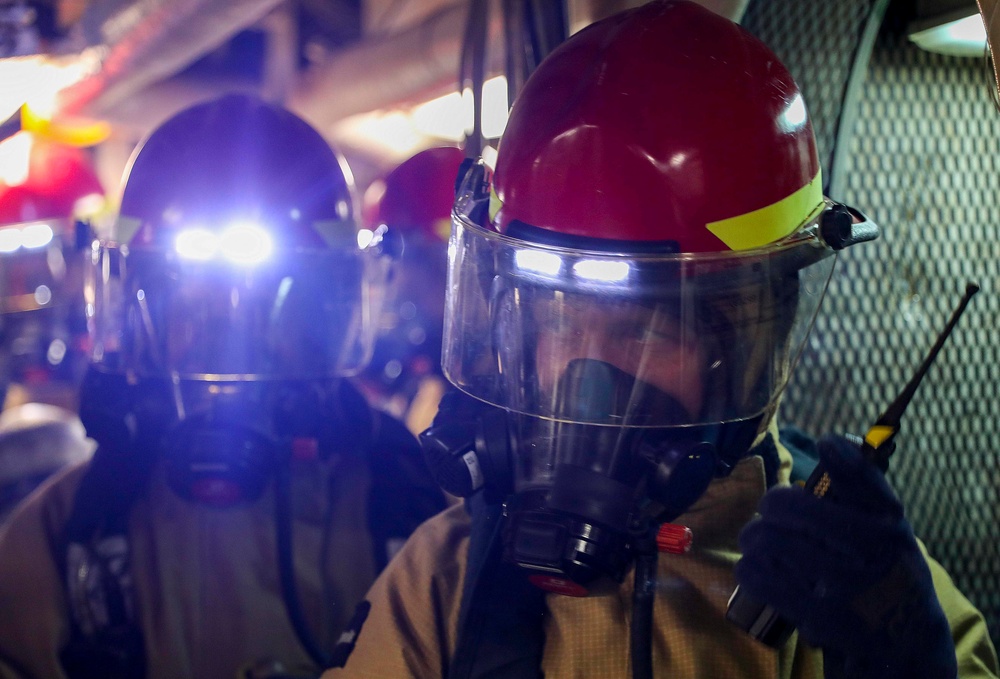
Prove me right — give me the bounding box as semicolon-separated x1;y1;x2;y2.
422;358;759;595
79;368;346;506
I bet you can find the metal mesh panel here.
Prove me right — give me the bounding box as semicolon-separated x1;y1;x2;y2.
745;0;1000;647
743;0;880;195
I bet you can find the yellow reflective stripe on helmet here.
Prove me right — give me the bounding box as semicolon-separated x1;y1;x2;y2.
433;217;452;242
21;104;111;148
705;170;824;251
488;184;503;223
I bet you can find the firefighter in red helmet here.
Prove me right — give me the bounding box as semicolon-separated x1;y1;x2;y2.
0;134;102;525
356;146;464;435
0;94;445;678
325;2;997;678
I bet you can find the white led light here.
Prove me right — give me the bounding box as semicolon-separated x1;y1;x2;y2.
47;338;67;365
34;284;52;306
515;249;562;276
0;53;99;123
481;145;499;170
573;259;630;282
20;223;54;249
0;132;32;186
357;228;375;249
0;226;23;253
481;76;510;139
175;228;219;260
412;76;510;141
174;222;274;263
220;222;273;264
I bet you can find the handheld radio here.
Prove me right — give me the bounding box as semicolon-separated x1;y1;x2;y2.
726;282;981;646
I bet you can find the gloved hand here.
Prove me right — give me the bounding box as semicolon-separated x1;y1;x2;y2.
734;434;957;679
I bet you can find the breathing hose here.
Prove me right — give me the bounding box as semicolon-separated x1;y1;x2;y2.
631;526;659;679
274;459;332;671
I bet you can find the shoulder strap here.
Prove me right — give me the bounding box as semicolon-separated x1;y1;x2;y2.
352;380;448;571
56;371;169;679
59;442;152;679
449;493;546;679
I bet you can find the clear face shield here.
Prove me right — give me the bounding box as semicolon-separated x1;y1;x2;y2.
87;229;390;382
440;163;845;592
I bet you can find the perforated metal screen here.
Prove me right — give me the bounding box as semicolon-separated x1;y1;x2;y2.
745;0;1000;646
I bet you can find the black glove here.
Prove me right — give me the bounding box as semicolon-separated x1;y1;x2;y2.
734;434;956;678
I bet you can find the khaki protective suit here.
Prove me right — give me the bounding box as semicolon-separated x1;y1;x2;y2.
326;438;999;679
0;446;398;678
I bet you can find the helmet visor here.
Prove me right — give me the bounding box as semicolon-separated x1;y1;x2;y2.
442;211;837;429
87;242;390;380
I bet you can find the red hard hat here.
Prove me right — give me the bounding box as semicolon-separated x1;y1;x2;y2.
357;147;464;397
363;146;465;244
0;133;104;227
490;0;823;254
443;0;861;437
24;138;104;221
0;183;53;226
116;94;356;252
90;94;389;381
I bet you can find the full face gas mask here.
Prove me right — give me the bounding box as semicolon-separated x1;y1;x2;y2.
422;161;876;596
82;94;394;506
84;234;391;504
64;95;402;678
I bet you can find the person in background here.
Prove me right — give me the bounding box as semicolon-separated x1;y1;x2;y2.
0;402;93;523
356;146;465;436
0;133;103;525
324;2;999;678
0;132;104;411
0;94;446;679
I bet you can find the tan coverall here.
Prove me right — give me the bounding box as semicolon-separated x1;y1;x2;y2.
326;440;1000;679
0;453;382;678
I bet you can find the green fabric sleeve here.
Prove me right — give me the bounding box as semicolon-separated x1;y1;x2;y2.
921;541;999;678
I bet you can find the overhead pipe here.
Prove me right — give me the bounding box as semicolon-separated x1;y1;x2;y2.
288;0;749;134
34;0;750;149
56;0;284;119
288;1;492;133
